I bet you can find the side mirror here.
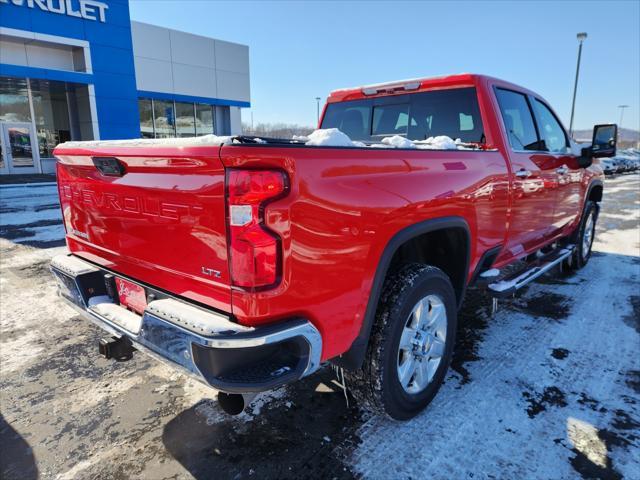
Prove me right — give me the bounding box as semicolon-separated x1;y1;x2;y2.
591;124;617;158
577;123;617;168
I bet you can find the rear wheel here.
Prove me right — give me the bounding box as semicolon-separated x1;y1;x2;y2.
345;264;457;420
566;201;597;270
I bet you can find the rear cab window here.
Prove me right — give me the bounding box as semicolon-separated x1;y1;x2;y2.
321;87;485;144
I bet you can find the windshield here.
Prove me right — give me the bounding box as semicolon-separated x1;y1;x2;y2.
321;87;484;143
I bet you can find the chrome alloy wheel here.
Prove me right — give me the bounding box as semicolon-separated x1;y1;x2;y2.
397;294;447;394
582;212;595;261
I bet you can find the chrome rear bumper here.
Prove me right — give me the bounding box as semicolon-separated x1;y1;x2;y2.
51;254;322;393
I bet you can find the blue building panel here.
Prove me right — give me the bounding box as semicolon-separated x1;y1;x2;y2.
0;64;93;85
28;10;87;38
92;72;138;100
138;90;251;109
89;45;137;76
83;22;137;50
0;2;33;30
94;97;140;124
95;122;141;140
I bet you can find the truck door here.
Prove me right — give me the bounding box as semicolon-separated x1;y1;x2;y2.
494;88;557;259
530;98;583;236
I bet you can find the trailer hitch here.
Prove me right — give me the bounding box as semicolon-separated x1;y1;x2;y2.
99;336;136;361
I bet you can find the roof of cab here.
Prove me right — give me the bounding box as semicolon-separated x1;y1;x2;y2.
327;73;502;103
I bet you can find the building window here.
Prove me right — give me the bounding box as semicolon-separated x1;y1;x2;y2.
1;77;74;160
139;98;154;138
152;100;176;138
175;102;196;137
0;77;31;123
30;79;72;158
139;99;216;138
196;104;214;136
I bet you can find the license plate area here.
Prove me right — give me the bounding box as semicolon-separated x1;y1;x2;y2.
115;277;147;314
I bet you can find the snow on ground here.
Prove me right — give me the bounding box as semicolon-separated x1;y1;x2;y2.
351;173;639;479
0;184;64;248
0;173;638;479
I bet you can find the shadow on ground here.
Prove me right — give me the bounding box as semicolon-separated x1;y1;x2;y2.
0;414;38;480
162;368;365;479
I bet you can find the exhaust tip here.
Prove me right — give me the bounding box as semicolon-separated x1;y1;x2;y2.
217;392;256;416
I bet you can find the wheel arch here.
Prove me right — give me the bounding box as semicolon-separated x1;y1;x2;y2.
332;216;471;370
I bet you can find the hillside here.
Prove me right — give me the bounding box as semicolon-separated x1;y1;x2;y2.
573;127;639;147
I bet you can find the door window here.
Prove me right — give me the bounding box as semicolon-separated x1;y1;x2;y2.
6;125;35;168
532;99;568;153
495;89;541;151
153;100;176;138
175;102;196;137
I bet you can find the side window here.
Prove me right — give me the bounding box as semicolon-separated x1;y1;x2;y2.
495;89;540;151
532;99;568;153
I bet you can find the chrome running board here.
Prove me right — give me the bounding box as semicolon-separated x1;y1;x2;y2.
487;245;575;298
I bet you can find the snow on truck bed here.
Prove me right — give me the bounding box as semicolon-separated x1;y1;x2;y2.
58;134;235;149
58;129;478;151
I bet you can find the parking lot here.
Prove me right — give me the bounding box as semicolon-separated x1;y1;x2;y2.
1;173;638;479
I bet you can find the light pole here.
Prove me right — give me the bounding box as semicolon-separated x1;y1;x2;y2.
617;105;628;143
569;32;588;137
315;97;321;126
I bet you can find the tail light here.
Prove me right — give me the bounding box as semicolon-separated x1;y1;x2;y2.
226;169;287;289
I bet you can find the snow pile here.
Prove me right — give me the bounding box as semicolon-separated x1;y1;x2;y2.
381;135;415;149
415;136;459;150
58;128;480;151
302;128;356;147
59;134;234;149
376;135;461;150
300;129;474;150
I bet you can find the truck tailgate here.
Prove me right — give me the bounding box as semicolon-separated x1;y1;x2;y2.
54;145;232;312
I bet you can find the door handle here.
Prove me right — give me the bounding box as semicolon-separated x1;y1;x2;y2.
556;166;569;175
515;169;532;178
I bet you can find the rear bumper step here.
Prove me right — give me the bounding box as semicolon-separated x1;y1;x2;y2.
487;245;575;298
51;254;322;394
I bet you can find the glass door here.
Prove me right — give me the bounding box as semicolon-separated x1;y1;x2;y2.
0;122;41;174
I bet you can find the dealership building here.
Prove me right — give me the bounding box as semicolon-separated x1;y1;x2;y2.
0;0;250;175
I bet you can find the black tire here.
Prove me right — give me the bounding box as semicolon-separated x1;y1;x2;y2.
566;201;598;270
345;264;457;420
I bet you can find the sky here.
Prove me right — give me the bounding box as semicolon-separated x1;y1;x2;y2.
129;0;640;131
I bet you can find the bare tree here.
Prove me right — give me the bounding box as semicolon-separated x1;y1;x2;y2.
242;122;314;139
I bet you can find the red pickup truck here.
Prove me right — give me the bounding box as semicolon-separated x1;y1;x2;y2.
51;74;616;420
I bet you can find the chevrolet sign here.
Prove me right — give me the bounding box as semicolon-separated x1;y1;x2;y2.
0;0;108;23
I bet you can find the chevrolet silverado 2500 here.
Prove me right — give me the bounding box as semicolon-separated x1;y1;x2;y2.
51;74;617;420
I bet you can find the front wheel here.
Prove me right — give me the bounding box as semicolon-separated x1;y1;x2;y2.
345;264;457;420
566;201;598;270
